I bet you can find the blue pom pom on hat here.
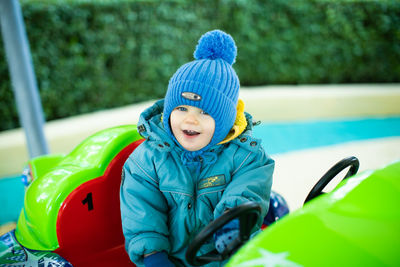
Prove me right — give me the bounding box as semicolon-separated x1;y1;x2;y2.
163;29;240;152
194;30;237;64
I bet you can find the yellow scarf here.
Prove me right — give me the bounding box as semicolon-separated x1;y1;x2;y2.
218;99;247;145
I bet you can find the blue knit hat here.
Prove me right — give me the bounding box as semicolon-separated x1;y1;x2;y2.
163;30;240;152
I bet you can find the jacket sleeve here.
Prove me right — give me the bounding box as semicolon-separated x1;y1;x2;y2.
120;150;170;265
213;144;274;226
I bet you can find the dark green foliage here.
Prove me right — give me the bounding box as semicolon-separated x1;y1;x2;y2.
220;0;400;85
1;0;399;130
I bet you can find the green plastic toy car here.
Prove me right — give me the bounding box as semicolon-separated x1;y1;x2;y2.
225;158;400;267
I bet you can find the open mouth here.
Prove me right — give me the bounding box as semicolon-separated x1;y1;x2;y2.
183;130;200;136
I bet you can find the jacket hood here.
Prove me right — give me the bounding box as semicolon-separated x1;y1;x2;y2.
136;99;174;152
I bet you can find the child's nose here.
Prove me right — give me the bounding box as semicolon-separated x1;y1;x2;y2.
184;113;199;124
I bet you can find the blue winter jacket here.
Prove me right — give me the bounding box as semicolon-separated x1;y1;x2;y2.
120;100;274;266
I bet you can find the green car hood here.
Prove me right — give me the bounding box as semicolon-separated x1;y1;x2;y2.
227;160;400;267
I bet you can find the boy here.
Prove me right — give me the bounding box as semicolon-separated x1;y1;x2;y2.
120;30;274;266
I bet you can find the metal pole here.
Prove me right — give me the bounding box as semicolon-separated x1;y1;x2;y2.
0;0;49;158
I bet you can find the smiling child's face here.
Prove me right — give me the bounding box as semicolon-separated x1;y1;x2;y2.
170;105;215;151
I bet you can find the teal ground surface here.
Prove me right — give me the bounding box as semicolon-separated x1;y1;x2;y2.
1;116;400;224
1;175;24;224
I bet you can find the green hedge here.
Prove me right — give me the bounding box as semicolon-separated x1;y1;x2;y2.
1;0;399;131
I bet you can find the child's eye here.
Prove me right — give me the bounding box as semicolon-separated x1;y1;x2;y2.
200;110;209;115
176;106;187;112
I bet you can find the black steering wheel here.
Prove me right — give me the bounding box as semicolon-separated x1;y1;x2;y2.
185;202;261;266
304;156;360;204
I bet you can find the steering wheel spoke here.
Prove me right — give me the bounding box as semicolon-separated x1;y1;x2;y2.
239;212;258;241
196;249;223;264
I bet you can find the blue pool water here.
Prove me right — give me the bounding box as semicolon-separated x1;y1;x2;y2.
254;117;400;154
1;116;400;224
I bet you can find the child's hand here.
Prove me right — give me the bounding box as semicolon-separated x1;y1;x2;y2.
144;251;174;267
213;218;240;253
